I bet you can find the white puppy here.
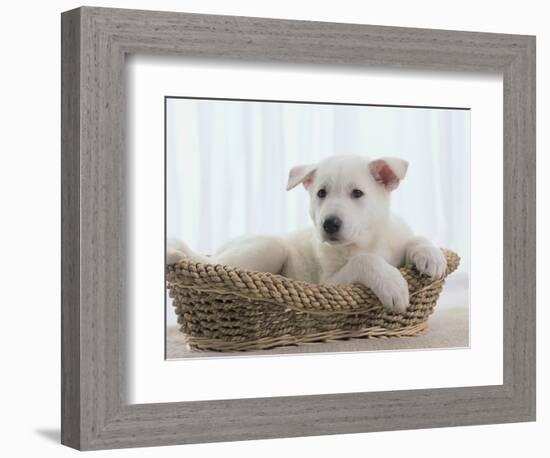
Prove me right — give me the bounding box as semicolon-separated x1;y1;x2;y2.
168;155;447;312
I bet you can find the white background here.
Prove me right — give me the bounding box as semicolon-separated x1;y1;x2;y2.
0;0;546;457
166;98;470;265
129;59;502;403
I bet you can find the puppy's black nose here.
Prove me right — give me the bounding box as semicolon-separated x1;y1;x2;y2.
323;216;342;235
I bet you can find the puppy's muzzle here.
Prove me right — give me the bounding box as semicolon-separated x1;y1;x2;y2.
323;216;342;236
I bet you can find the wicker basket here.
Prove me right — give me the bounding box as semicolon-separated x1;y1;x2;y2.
167;249;460;352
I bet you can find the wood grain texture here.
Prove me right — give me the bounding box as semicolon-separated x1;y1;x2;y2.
60;6;536;450
60;7;81;449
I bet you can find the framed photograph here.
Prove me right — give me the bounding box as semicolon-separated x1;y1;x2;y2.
61;6;535;450
164;96;470;359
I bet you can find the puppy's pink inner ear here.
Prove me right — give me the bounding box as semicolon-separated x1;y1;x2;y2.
378;163;396;186
302;170;316;189
370;160;400;191
287;165;317;191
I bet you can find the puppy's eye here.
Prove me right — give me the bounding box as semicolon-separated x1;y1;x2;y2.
317;189;327;199
351;189;364;198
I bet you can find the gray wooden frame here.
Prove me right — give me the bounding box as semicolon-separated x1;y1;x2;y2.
61;6;536;451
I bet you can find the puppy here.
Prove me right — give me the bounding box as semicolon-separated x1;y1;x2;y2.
167;155;447;312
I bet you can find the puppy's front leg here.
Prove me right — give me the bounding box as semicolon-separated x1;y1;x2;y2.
324;254;409;312
405;236;447;279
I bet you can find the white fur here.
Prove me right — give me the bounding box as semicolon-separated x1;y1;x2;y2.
168;155;447;312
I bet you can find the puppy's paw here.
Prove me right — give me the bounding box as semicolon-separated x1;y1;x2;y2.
372;265;410;313
409;244;447;279
166;249;187;265
166;239;191;265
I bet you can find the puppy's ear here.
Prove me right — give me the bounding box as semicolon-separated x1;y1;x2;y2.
368;157;409;191
286;163;317;191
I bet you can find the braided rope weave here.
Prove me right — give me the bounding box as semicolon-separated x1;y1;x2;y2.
167;249;460;352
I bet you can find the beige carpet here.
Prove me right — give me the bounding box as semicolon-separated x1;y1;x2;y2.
166;274;469;359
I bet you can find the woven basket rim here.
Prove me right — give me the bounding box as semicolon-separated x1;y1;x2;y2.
167;248;460;315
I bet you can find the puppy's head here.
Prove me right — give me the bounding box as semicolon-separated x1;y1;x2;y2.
287;155;408;247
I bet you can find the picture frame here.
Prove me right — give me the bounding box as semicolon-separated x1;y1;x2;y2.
61;6;535;450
